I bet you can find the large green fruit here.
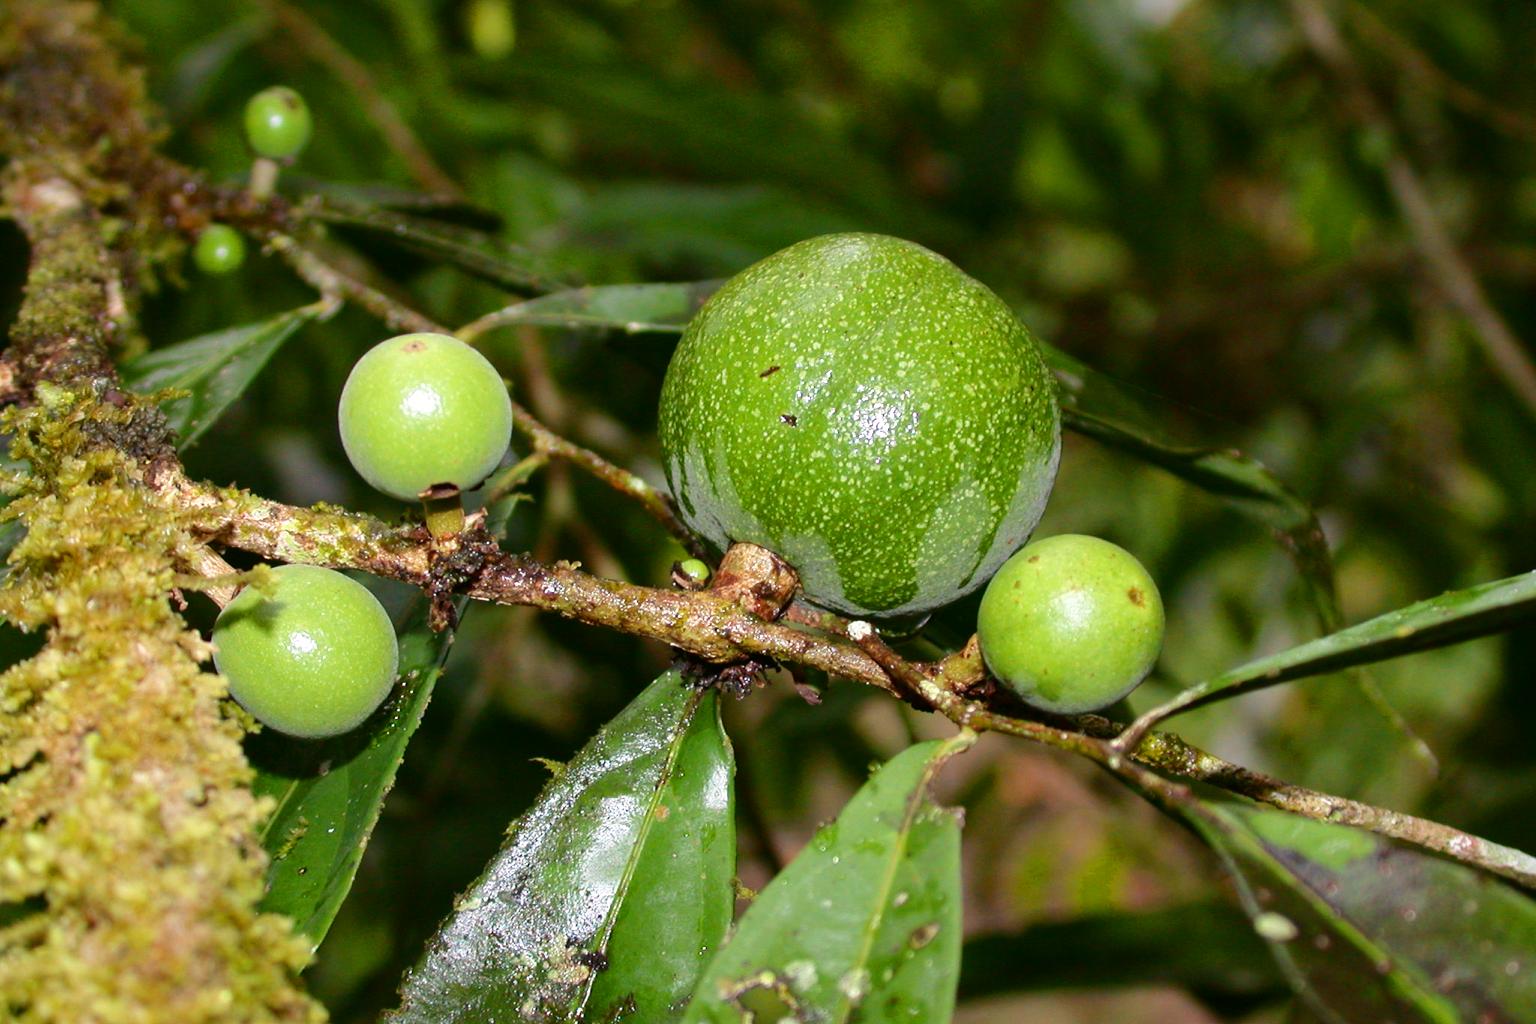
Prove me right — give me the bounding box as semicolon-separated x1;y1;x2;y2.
659;233;1060;617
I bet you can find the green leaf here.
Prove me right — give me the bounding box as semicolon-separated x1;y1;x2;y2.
311;198;567;294
682;735;969;1024
1132;569;1536;730
1181;802;1536;1023
386;669;735;1024
461;281;722;341
958;901;1281;1000
254;494;521;947
121;304;323;450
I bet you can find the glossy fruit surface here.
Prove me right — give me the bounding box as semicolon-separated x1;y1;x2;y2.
338;332;512;501
244;86;313;160
658;232;1060;617
213;564;398;738
977;534;1164;714
193;224;245;275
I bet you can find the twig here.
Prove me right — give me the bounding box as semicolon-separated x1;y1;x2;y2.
260;0;460;197
272;235;444;335
169;471;1536;887
1290;0;1536;419
846;622;1536;890
512;401;706;558
1345;0;1536;141
1126;729;1536;890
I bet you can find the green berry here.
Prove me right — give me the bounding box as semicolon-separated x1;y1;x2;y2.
658;232;1060;617
976;534;1164;714
244;86;313;160
213;565;398;738
676;558;711;585
339;332;512;501
193;224;246;275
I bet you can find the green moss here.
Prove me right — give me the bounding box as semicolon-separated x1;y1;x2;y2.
0;393;322;1022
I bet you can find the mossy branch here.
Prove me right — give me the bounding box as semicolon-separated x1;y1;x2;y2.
171;474;1536;890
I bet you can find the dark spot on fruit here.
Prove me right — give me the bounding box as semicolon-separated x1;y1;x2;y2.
1027;555;1039;564
1128;587;1144;606
574;950;609;972
760;365;781;378
402;340;428;353
780;414;798;427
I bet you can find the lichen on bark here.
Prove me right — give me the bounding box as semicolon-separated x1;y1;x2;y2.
0;393;322;1023
0;2;324;1018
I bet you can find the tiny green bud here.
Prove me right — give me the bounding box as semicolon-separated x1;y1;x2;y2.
193;224;246;275
674;558;711;587
244;86;313;161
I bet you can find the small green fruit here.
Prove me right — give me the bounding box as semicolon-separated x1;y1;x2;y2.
659;232;1060;617
977;534;1164;714
193;224;246;275
339;332;513;502
676;557;711;585
244;86;313;160
213;564;398;738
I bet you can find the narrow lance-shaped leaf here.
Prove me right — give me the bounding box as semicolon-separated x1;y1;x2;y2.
683;734;971;1024
252;496;521;946
387;669;735;1024
121;303;327;450
459;281;723;341
1126;569;1536;737
1174;800;1536;1024
310;197;566;294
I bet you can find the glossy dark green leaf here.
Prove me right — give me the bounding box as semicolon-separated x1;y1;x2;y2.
311;198;565;294
1178;801;1536;1024
121;304;323;450
461;282;722;341
386;669;735;1024
682;735;968;1024
253;498;521;946
293;177;502;230
251;592;452;947
1131;569;1536;732
958;901;1281;1000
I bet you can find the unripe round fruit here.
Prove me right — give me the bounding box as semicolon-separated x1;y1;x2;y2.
213;564;399;738
977;534;1164;714
659;232;1060;617
193;224;246;275
244;86;313;160
338;332;513;502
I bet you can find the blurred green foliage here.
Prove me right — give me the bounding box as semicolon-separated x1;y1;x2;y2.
9;0;1534;1019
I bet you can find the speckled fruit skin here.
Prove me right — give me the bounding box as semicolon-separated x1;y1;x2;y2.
213;565;399;738
659;233;1061;617
244;86;312;160
193;224;245;275
339;332;512;502
977;534;1164;714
